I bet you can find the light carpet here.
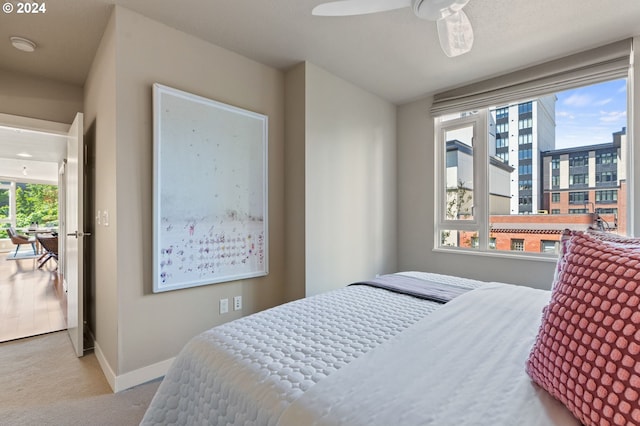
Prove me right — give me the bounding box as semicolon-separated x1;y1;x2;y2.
0;331;161;425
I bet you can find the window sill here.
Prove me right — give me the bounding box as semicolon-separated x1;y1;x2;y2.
432;247;559;263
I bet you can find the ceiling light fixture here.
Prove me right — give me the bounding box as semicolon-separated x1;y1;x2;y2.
10;36;37;53
17;152;32;158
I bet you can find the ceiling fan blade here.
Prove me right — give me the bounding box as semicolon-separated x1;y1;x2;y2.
312;0;412;16
437;9;473;57
417;0;470;21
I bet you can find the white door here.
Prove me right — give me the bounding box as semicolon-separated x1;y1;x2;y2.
65;113;85;357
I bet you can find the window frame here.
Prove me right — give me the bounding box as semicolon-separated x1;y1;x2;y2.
435;113;488;251
432;39;633;259
434;81;631;259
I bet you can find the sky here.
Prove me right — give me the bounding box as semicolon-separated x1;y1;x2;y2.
555;78;627;149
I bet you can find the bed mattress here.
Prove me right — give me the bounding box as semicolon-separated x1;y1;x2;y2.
141;272;484;425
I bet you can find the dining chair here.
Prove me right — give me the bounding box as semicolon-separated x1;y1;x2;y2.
37;234;59;269
7;227;36;257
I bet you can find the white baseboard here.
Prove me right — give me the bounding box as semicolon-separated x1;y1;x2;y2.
94;341;174;393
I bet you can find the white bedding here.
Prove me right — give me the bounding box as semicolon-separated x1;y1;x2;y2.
141;272;483;425
141;273;579;426
277;283;579;426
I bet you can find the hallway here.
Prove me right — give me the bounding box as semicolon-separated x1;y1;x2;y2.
0;254;65;343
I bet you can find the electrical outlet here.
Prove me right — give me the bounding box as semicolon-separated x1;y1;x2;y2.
219;298;229;314
233;295;242;311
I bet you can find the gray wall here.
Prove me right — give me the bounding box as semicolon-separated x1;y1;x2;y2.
0;68;82;123
84;6;286;387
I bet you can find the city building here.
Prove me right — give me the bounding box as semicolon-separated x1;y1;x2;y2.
541;127;627;234
489;96;557;214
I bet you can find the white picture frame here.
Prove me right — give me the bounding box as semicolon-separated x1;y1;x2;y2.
152;83;268;293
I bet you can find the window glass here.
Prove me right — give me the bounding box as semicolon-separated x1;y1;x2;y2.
444;125;475;221
510;239;525;251
440;230;479;249
596;190;617;203
436;78;629;255
0;187;9;221
541;240;560;254
0;182;58;239
0;187;9;239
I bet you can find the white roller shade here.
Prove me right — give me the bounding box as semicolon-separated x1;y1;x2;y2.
431;38;632;116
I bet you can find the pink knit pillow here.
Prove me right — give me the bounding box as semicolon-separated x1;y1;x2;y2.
526;231;640;426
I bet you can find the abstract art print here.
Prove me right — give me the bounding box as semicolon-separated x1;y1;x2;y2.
152;84;268;292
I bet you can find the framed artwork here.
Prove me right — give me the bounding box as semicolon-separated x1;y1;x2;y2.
152;83;268;292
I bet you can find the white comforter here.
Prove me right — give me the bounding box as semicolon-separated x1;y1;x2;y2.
142;273;579;425
277;283;579;426
141;272;483;425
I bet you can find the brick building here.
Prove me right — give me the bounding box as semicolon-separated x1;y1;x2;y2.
541;128;627;234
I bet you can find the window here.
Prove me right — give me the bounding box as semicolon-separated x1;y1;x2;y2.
551;192;560;203
596;150;617;165
0;181;58;239
519;164;532;175
596;190;617;203
0;182;10;239
569;191;589;204
519;180;532;191
519;102;533;115
518;118;532;129
569;208;588;214
569;153;588;167
433;40;631;257
596;171;617;184
496;122;509;133
519;196;532;206
569;173;587;186
541;240;560;254
496;152;509;163
519;133;533;145
511;239;525;251
598;208;618;214
518;149;532;160
496;136;508;148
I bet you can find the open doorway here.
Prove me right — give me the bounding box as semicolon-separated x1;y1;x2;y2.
0;114;69;343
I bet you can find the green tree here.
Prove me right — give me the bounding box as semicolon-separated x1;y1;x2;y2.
15;183;58;228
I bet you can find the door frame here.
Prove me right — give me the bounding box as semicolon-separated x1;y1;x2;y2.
0;112;82;350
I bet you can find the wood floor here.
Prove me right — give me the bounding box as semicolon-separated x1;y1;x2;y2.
0;252;66;343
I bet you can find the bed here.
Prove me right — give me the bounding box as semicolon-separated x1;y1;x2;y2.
142;230;640;426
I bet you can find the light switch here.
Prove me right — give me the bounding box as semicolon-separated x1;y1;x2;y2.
103;210;109;226
96;210;101;225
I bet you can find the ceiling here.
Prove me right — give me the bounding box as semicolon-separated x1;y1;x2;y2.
1;0;640;105
0;125;66;183
2;0;638;183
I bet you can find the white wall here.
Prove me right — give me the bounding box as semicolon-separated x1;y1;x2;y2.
305;63;397;296
285;62;397;297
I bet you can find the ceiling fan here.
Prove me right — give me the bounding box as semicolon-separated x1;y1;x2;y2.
312;0;474;57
